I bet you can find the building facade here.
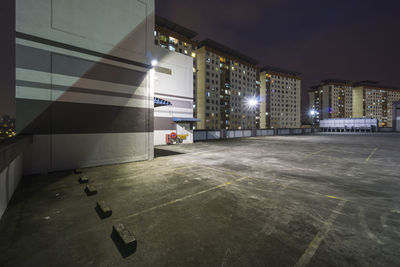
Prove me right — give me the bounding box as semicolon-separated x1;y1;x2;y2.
195;39;259;130
260;66;301;128
15;0;157;174
152;46;195;145
155;17;306;130
352;81;400;128
309;80;400;127
154;18;260;130
154;16;198;100
308;80;353;123
308;85;321;125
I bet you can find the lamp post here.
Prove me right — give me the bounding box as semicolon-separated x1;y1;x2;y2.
309;109;318;127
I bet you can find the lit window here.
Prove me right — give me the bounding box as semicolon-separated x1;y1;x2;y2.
160;35;167;42
169;37;178;44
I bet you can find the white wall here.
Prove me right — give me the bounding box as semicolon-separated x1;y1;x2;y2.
152;47;194;145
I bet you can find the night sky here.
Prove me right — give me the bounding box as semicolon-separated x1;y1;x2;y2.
156;0;400;120
2;1;399;121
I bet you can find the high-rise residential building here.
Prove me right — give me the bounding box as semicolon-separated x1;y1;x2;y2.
308;85;321;125
154;16;198;56
154;17;306;130
195;39;259;130
259;66;301;128
352;81;400;127
154;18;260;130
309;80;400;127
308;79;353;122
154;15;198;96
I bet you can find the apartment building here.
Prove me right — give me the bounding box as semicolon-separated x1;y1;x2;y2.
259;66;301;128
352;81;400;127
154;16;198;55
309;80;400;127
308;85;321;124
155;18;260;130
308;79;353;122
195;39;259;130
154;16;198;95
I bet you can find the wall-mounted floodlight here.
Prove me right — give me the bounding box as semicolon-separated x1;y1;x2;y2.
244;96;259;111
151;59;158;67
309;109;316;116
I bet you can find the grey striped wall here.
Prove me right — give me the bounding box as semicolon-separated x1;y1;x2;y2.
16;0;155;174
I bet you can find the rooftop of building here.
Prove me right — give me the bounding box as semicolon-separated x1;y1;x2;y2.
308;85;321;91
198;39;259;66
155;15;198;39
309;80;400;91
260;65;301;76
321;79;352;85
353;80;380;85
352;80;400;90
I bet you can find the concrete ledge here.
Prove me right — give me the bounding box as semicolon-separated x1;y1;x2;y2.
1;136;32;219
111;224;137;257
84;185;97;196
0;136;32;174
78;176;89;184
96;201;112;218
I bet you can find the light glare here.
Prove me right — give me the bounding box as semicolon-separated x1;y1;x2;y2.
247;98;258;107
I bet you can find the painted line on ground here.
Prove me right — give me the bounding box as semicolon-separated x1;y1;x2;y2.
304;148;330;159
365;147;378;162
108;165;196;184
119;175;250;220
295;199;347;267
200;165;347;202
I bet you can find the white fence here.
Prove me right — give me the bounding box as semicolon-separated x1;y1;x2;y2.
319;118;378;132
193;128;319;141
